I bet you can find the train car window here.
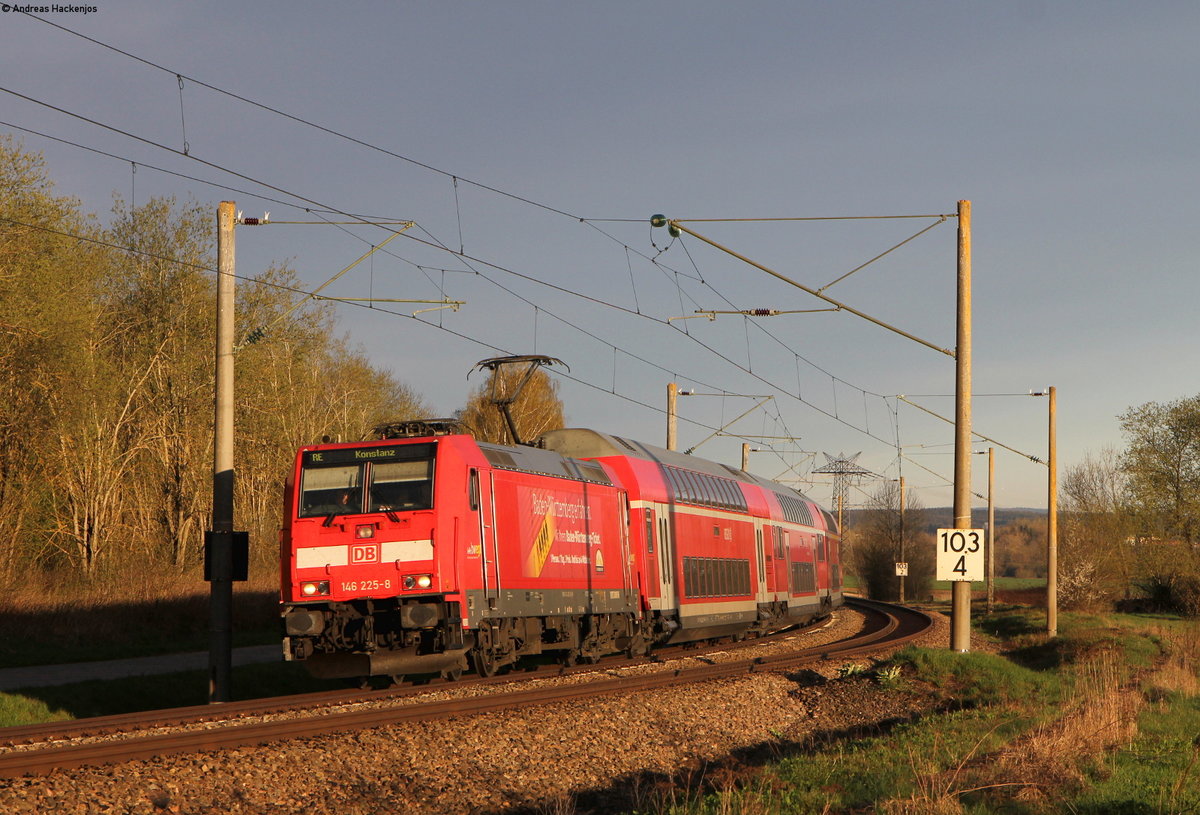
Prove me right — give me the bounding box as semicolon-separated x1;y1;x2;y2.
659;517;671;584
468;469;480;511
369;457;435;512
700;475;720;506
682;556;752;598
816;534;826;561
299;465;363;517
679;470;698;503
299;443;436;518
710;476;726;507
709;476;725;508
776;493;814;526
790;561;816;593
645;512;655;554
709;478;725;508
663;468;680;502
821;508;839;535
681;472;700;504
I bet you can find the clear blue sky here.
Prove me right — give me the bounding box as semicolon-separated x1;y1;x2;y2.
3;2;1197;510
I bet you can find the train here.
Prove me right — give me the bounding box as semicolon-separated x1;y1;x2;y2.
279;421;843;682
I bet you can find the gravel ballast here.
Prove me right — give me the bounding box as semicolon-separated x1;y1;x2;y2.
0;608;961;814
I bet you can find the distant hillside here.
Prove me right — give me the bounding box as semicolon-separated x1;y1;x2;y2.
844;507;1047;533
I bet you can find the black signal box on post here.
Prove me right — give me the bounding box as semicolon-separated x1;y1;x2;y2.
204;530;249;582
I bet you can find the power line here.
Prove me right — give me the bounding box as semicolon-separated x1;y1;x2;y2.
0;102;825;457
2;25;909;458
5;16;942;449
0;26;949;480
0;211;773;448
20;12;588;222
0;84;388;236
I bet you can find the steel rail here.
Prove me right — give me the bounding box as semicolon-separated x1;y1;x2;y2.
0;598;929;779
0;611;837;748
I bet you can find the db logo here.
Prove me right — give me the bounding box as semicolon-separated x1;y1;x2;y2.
350;543;380;564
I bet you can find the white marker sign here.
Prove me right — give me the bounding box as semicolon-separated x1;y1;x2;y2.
936;528;984;582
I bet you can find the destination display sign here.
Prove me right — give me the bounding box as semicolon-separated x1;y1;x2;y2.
303;443;435;467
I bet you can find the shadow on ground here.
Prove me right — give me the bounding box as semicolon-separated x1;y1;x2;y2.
483;708;932;815
0;589;280;669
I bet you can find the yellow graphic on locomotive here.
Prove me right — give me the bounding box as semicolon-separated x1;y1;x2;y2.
525;509;556;578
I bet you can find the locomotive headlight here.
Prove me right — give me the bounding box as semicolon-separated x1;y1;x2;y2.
402;574;433;590
354;525;375;539
300;580;330;597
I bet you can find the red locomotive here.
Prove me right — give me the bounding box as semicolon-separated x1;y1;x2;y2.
280;422;843;681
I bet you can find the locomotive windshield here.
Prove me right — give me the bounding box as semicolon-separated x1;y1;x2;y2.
298;443;436;518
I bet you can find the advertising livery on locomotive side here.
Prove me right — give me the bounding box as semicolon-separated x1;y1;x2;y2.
280;427;842;681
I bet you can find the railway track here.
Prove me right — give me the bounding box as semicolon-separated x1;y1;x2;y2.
0;598;930;780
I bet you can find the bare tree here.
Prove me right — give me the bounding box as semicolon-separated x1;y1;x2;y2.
1059;447;1135;608
0;137;94;580
44;329;165;575
234;265;431;562
0;140;436;585
846;481;933;601
105;197;215;569
458;365;565;445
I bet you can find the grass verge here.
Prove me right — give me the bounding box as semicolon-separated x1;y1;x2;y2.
604;609;1197;815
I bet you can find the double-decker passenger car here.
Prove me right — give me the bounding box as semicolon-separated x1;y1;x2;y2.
280;426;842;681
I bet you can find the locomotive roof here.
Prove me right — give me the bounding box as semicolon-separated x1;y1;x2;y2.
475;439;614;485
538;428;818;505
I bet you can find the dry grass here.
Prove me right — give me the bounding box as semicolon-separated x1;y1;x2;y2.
994;653;1144;806
1144;622;1200;699
879;644;1152;813
1;561;278;612
0;565;280;664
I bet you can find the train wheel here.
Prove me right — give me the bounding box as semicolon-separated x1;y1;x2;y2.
472;649;499;678
472;626;500;677
558;650;579;667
